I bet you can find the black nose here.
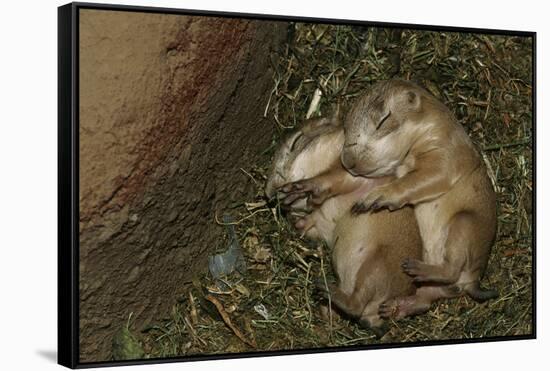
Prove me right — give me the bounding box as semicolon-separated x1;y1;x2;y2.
341;151;356;170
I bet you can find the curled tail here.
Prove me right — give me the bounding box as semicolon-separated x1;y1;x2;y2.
464;281;498;302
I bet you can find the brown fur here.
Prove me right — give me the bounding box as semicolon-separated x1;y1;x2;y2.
341;79;498;319
265;114;422;331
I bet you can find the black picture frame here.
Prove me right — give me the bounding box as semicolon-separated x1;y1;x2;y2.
58;2;537;368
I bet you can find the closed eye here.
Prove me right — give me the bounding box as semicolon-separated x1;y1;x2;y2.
276;170;286;179
289;132;304;152
375;111;391;130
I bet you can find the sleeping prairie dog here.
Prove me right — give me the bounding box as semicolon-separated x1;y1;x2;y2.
340;79;498;319
265;113;422;332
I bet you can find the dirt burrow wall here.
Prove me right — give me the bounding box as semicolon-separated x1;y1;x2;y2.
78;9;287;361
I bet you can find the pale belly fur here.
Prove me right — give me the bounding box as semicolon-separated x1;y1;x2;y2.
414;200;448;265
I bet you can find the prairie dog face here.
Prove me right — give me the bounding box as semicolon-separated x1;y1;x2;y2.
341;80;431;177
265;129;304;199
265;117;343;199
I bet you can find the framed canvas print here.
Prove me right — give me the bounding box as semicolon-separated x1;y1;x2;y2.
58;2;536;368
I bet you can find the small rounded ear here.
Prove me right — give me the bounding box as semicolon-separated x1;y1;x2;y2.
375;110;392;130
299;112;341;139
405;90;421;110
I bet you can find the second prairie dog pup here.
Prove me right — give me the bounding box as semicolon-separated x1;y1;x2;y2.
341;79;497;319
265;113;422;332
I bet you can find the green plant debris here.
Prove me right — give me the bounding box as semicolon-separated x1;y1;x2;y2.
112;314;145;360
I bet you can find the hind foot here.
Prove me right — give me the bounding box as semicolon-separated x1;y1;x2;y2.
379;295;432;320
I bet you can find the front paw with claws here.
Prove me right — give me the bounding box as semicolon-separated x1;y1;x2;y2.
351;187;403;215
279;178;329;207
401;257;431;283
